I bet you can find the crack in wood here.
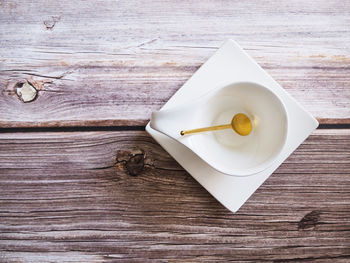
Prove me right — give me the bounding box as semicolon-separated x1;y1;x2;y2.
136;38;158;48
22;71;71;80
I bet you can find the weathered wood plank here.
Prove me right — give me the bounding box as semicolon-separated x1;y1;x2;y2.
0;129;349;262
1;0;350;127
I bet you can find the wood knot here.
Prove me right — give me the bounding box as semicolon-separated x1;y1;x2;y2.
126;154;145;176
298;210;321;230
16;81;38;103
116;149;147;176
44;16;61;30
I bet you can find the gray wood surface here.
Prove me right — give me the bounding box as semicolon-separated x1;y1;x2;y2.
1;0;350;127
1;0;350;262
0;130;349;262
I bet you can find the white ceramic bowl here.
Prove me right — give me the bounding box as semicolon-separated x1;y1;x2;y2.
188;81;288;176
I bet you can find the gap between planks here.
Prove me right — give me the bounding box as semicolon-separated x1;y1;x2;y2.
0;123;349;134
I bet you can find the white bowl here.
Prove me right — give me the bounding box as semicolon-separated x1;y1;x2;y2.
188;81;288;176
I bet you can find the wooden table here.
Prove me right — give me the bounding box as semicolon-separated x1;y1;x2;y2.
1;1;349;262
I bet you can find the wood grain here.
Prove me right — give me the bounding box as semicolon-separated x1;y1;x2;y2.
1;1;349;262
0;129;349;262
1;0;350;127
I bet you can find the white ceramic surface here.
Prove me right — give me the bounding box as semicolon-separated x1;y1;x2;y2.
146;39;318;213
150;82;288;176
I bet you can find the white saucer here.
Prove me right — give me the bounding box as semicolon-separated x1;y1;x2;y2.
146;39;318;213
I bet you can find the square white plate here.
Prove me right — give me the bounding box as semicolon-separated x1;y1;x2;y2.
146;39;318;213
